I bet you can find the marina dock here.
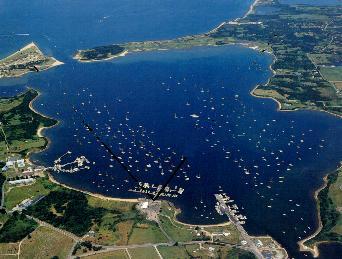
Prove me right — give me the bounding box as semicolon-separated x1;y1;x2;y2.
215;193;264;259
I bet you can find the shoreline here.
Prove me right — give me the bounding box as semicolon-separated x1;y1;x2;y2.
73;0;341;119
298;165;342;258
0;42;64;80
48;173;139;203
20;0;337;256
297;175;328;257
74;50;129;63
49;58;64;69
27;88;60;165
47;174;287;256
74;0;262;63
249;49;342;120
47;170;287;254
251;84;342;119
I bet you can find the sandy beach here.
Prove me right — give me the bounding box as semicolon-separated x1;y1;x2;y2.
48;173;139;203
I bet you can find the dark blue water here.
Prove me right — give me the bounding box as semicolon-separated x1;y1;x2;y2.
318;243;342;259
1;0;341;258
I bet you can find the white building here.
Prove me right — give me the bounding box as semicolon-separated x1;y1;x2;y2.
8;178;35;185
16;159;25;168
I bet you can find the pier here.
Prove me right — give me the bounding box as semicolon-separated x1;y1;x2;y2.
215;193;264;259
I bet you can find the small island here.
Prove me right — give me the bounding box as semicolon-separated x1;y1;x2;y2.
74;0;342;117
0;90;288;258
0;42;63;79
299;166;342;257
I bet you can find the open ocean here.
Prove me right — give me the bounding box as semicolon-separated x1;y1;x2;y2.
0;0;341;258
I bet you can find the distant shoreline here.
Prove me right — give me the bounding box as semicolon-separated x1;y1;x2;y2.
74;0;262;64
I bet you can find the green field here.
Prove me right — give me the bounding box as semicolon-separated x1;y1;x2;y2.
88;199;167;246
4;177;57;210
320;67;342;82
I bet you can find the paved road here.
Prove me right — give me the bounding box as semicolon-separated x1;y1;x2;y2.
215;194;264;259
0;179;6;209
154;245;163;259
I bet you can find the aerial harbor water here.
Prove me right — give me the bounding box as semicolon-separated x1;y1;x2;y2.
0;0;341;258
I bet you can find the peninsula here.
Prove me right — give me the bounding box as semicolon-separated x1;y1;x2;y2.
74;0;342;117
0;90;287;258
0;43;63;79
